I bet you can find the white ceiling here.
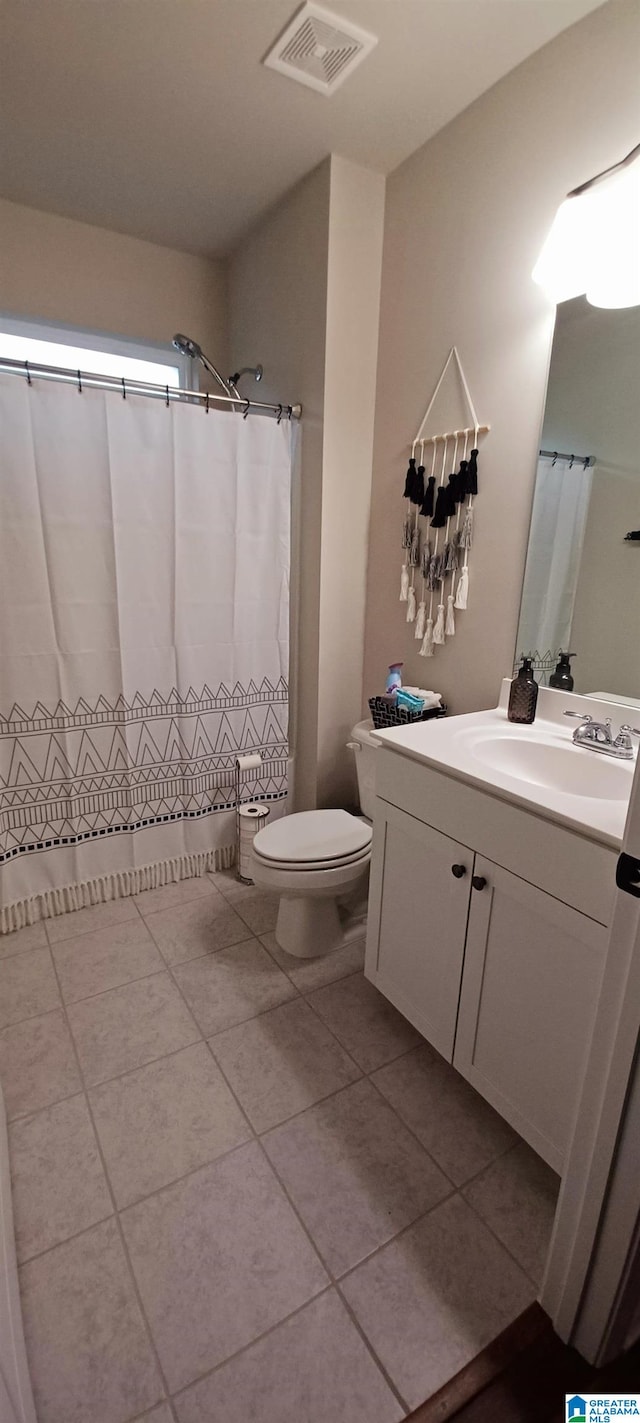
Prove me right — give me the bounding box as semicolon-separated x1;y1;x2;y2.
0;0;604;257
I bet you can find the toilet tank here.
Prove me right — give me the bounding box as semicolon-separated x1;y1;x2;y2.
348;720;382;821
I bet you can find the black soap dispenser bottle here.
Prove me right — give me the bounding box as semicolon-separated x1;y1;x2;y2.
508;657;539;724
550;651;576;692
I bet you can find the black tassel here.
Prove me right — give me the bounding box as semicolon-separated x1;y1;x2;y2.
445;473;457;518
431;485;448;528
412;464;426;507
465;449;479;497
420;475;436;518
403;457;417;500
457;461;468;504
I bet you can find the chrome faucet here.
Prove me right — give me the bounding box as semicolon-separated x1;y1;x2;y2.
564;710;640;759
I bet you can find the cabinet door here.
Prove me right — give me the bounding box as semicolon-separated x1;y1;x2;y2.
454;857;606;1172
365;800;472;1061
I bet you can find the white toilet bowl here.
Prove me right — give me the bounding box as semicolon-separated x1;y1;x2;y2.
250;809;372;958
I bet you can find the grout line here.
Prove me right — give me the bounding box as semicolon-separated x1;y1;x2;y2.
460;1184;548;1295
254;1126;411;1416
44;903;141;948
149;932;259;973
40;946;175;1414
56;961;173;1011
333;1280;411;1416
168;1285;336;1411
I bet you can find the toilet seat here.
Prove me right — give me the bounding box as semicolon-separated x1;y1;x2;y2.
253;809;371;869
253;844;371;873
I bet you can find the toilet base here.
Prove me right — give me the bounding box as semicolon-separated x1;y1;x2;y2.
275;894;366;959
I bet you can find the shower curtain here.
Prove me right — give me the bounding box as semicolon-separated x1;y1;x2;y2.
517;454;593;664
0;375;291;931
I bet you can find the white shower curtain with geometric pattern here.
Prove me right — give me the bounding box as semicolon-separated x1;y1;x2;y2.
0;375;291;931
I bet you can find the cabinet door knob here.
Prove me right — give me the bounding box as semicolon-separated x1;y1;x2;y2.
451;864;467;878
472;875;487;891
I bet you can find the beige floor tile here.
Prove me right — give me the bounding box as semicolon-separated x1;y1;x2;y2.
121;1142;327;1394
51;917;162;1003
90;1042;251;1207
309;972;422;1073
45;896;139;944
174;1289;404;1423
373;1045;517;1186
0;946;60;1030
210;998;361;1132
67;971;200;1087
231;888;279;935
134;873;218;916
143;894;250;966
10;1093;112;1261
0;1009;81;1120
173;938;296;1036
341;1193;534;1410
463;1141;560;1284
0;921;48;958
261;930;365;991
20;1216;163;1423
264;1078;451;1275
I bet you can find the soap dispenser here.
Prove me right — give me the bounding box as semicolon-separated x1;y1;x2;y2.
508;657;538;724
550;651;576;692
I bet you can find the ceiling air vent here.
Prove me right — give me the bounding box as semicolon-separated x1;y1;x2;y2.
263;2;378;96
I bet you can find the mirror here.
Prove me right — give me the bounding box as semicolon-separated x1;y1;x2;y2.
516;296;640;704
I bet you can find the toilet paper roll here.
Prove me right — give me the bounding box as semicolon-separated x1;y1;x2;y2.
238;802;270;882
235;753;263;773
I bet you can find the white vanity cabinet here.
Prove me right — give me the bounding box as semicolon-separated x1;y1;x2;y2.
366;800;472;1060
365;747;615;1172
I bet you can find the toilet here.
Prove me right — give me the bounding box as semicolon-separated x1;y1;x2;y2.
250;719;381;958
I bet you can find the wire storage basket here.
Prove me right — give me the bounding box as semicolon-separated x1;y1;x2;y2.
368;696;447;731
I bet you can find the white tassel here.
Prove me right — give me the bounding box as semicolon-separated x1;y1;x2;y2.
415;600;426;640
445;594;456;636
406;586;416;622
433;602;446;645
419;617;434;657
399;564;409;601
454;565;469;610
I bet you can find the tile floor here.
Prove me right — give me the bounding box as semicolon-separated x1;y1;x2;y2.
0;869;560;1423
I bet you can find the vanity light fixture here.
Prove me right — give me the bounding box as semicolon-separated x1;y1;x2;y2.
533;142;640;308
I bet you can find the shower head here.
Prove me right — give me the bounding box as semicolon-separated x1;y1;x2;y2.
172;334;202;361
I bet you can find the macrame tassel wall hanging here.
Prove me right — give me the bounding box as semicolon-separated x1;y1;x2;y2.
400;346;488;660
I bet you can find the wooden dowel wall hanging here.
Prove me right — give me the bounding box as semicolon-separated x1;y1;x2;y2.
397;347;489;658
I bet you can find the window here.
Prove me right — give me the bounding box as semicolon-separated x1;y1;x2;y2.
0;316;186;388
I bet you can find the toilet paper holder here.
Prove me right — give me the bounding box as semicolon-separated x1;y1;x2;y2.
234;754;269;883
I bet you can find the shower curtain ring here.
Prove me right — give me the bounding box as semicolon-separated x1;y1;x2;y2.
552;451;558;466
121;377;126;400
77;369;82;394
24;360;31;386
165;384;170;407
569;454;575;468
243;400;250;420
276;404;283;425
205;392;210;414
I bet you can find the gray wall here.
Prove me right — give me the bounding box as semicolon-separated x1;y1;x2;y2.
228;157;384;809
0;198;228;368
363;0;640;716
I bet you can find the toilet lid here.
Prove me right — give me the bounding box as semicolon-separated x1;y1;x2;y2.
253;809;372;865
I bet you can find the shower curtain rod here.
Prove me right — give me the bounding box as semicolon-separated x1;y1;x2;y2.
0;357;302;421
539;447;595;468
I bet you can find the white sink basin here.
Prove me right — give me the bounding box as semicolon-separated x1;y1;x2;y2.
375;683;637;848
467;734;631;802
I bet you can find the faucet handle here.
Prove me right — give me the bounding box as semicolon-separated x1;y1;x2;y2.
619;725;640;737
564;710;592;722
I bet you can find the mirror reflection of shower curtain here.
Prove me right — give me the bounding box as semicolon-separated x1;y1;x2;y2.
517;455;593;663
